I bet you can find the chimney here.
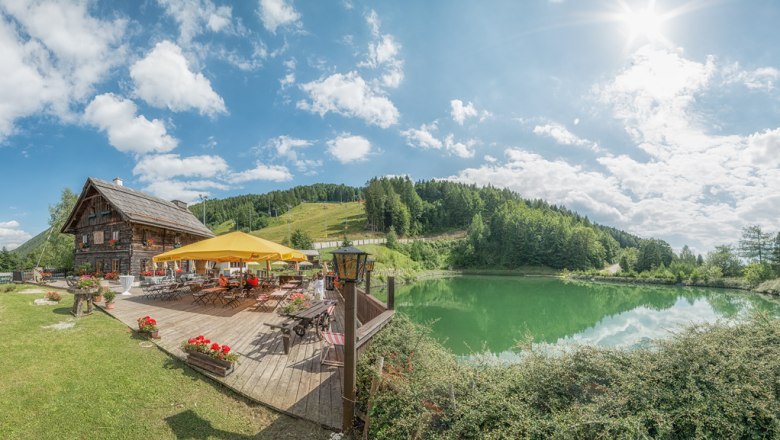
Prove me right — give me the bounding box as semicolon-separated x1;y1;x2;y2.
113;177;123;186
171;200;188;210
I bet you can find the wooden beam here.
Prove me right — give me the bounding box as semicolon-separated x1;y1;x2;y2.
343;281;357;433
387;276;395;310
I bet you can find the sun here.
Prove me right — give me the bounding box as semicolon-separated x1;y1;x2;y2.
624;6;663;41
615;0;673;47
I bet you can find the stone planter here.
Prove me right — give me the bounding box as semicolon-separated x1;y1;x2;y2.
185;349;235;377
105;302;115;310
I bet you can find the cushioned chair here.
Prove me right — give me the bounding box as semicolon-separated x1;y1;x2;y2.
320;331;345;366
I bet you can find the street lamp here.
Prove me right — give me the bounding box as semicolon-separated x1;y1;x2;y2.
330;246;369;433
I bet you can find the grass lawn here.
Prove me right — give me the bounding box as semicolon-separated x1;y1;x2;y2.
0;285;331;440
252;202;374;243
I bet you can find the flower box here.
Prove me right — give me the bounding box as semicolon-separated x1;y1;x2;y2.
185;349;235;377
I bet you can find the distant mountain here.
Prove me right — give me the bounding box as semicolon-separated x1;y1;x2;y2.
10;228;48;257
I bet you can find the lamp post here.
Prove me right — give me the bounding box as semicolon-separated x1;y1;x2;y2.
364;257;375;296
331;246;369;433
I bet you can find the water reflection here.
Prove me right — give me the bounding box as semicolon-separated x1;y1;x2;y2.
381;276;780;359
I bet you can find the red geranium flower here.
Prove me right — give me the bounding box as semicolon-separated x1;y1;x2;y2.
210;343;220;351
221;345;231;354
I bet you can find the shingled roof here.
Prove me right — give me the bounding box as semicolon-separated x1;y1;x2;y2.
62;178;214;238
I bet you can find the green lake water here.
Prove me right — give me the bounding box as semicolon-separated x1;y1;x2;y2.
372;276;780;360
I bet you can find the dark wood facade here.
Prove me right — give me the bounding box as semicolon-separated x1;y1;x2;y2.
63;178;213;276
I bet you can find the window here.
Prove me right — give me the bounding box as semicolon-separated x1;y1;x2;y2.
112;259;119;272
229;262;245;268
82;234;88;244
93;230;104;245
112;230;119;241
95;260;103;273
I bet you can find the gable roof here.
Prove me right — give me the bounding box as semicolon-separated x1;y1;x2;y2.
62;177;214;238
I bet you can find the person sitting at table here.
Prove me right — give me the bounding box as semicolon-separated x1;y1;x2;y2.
218;274;228;287
246;273;259;289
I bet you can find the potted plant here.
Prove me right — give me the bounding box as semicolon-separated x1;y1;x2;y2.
76;275;100;292
182;335;238;377
103;290;117;310
137;315;159;339
45;291;61;302
280;292;309;314
93;286;109;303
104;271;119;282
107;239;118;248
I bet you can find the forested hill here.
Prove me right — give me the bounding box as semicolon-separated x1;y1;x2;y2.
188;183;361;230
363;177;643;270
188;177;645;270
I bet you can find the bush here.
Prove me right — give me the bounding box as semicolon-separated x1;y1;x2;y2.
358;315;780;439
45;291;61;302
744;262;774;288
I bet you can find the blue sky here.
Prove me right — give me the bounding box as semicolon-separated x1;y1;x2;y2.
2;0;780;254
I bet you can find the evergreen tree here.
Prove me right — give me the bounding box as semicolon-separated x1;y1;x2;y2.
290;229;313;250
385;227;398;250
739;224;773;264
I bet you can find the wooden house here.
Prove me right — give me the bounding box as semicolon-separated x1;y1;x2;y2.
61;177;214;275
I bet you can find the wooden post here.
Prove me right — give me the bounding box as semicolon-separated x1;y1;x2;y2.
343;280;357;433
362;356;384;440
387;276;395;310
365;270;371;297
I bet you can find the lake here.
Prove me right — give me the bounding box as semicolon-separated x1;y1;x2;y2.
372;276;780;360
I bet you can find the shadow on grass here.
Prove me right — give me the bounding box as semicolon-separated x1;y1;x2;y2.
165;409;331;440
165;409;252;439
52;306;72;315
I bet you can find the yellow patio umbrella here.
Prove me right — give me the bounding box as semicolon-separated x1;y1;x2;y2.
152;231;306;264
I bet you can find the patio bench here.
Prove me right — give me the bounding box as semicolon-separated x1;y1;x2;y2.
264;319;297;354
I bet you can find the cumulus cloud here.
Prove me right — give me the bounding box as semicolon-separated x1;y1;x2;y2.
327;133;372;163
141;179;227;203
132;154;229;182
258;0;301;34
267;135;313;160
131;41;226;116
723;63;780;91
83;93;178;154
227;162;293;182
0;220;32;250
359;10;404;88
401;123;443;150
450;99;489;125
0;1;126;138
158;0;232;44
298;71;399;128
444;134;477;158
533;122;600;152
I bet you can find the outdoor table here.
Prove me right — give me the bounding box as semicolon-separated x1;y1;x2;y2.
199;286;228;304
282;299;337;337
268;289;293;311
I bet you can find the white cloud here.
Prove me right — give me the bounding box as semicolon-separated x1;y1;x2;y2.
0;220;32;250
227;162;293;182
157;0;232;44
533;123;600;152
358;11;404;89
298;71;399;128
327;133;371;163
280;72;295;88
131;41;226;116
258;0;301;34
133;154;229;182
450;99;488;125
444;134;477;158
83;93;178;154
141;179;227;203
401;123;442;150
267;135;312;160
723;63;780;91
484;155;497;163
0;1;126;138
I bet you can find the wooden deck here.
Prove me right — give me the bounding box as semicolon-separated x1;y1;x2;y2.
103;286;345;430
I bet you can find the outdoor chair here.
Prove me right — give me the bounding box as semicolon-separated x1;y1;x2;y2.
192;289;211;305
320;331;345;367
317;304;337;334
223;288;249;308
254;293;272;312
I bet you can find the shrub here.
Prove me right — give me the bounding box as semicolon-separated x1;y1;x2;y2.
45;291;61;302
103;290;116;304
358;315;780;439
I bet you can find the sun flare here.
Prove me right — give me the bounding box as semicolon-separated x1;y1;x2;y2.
624;7;663;41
